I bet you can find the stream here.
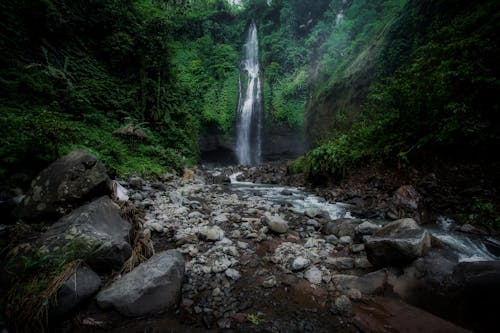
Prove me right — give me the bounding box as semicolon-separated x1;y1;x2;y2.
229;172;499;262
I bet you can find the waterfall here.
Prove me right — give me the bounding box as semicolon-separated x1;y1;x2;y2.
236;22;263;166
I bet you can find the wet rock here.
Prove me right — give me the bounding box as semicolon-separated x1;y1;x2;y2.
14;150;110;220
305;267;322;284
458;224;488;235
97;250;185;317
40;196;132;273
306;219;321;229
332;295;352;317
291;256;311;272
263;214;289;234
52;266;101;317
346;288;362;301
365;218;431;268
305;208;321;218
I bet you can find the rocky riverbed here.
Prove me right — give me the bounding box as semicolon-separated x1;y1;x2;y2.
2;152;499;332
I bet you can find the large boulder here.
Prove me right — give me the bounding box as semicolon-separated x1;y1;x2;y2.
14;150;110;220
40;196;132;273
96;250;185;317
51;266;101;317
387;185;431;224
332;269;388;295
365;218;431;268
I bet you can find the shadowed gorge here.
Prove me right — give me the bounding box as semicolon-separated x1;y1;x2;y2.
0;0;499;332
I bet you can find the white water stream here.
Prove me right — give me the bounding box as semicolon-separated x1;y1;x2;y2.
229;172;499;262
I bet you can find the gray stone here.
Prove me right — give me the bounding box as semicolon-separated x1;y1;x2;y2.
365;218;431;268
355;221;381;236
327;257;354;270
15;150;110;220
350;244;365;253
40;196;132;273
199;226;225;242
291;256;311;272
169;191;185;205
306;219;321;229
225;268;241;280
128;177;143;189
325;235;339;245
339;236;352;245
213;214;229;224
322;218;362;238
305;267;322;284
52;266;101;317
305;208;321;218
332;269;387;295
332;295;353;317
355;257;373;269
96;250;185;317
262;275;277;288
263;214;289;234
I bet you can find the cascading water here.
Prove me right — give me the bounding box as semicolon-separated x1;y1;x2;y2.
236;22;263;165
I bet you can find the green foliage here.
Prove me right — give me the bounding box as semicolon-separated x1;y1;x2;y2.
468;198;500;229
247;313;264;325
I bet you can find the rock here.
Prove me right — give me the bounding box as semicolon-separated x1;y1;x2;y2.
339;236;352;245
213;214;229;224
325;235;339;245
458;224;488;235
291;256;311;272
332;269;387;295
96;250;185;317
52;266;101;316
189;201;202;210
304;267;322;284
169;191;185;206
350;244;365;253
262;214;288;234
262;275;277;288
346;288;362;301
365;218;431;268
40;196;132;273
225;268;241;280
199;226;225;242
304;208;321;218
327;257;354;270
128;177;143;189
14;150;110;220
387;185;427;223
306;219;321;229
332;295;352;317
355;221;381;236
322;218;363;238
355;257;373;269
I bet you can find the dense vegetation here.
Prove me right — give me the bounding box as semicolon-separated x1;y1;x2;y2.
295;0;500;177
1;0;498;187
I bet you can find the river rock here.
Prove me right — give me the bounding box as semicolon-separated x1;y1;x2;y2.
96;250;185;317
322;218;362;238
332;295;353;317
291;256;311;272
199;226;225;242
263;214;289;234
40;196;132;273
52;266;101;316
327;257;354;270
14;150;110;220
355;221;381;236
365;218;431;268
387;185;428;223
305;267;322;284
332;269;387;295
